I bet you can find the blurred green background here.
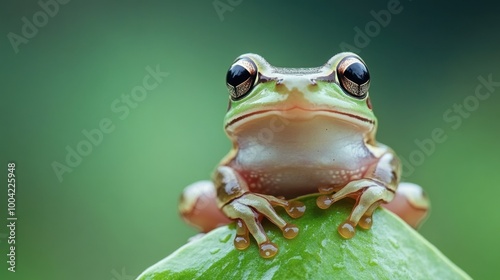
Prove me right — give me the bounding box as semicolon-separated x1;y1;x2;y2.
1;0;499;279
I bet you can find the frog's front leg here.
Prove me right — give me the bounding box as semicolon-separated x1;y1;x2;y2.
215;166;306;258
317;150;400;239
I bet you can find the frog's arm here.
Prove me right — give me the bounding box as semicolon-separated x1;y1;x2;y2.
316;143;400;238
212;166;305;258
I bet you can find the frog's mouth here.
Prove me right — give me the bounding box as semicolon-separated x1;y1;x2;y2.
225;107;375;131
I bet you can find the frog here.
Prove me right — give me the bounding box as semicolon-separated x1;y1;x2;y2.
179;52;430;258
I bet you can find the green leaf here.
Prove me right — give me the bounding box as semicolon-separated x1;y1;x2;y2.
137;195;471;279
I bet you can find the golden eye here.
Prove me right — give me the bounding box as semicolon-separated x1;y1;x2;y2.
226;58;257;100
337;56;370;98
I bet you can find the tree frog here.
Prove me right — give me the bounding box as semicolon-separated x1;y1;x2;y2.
179;53;430;258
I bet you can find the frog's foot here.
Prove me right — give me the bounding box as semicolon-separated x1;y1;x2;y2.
222;193;306;258
316;179;394;239
381;182;430;228
179;180;232;233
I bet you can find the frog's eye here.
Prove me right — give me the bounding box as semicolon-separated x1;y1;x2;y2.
337;56;370;98
226;58;257;100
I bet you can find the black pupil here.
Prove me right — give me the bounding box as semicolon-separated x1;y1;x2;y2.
344;62;369;85
227;65;250;87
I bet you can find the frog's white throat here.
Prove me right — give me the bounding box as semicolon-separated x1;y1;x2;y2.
230;114;375;194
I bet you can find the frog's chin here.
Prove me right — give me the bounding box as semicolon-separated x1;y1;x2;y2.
225;107;375;133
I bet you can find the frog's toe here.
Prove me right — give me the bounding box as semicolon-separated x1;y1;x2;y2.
316;179;395;239
358;214;373;230
259;241;279;258
234;219;250;250
258;194;306;218
338;221;357;239
316;195;334;209
318;186;335;194
222;193;302;258
356;203;378;230
338;185;393;238
338;213;374;238
223;199;270;252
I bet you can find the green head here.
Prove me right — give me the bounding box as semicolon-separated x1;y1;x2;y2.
223;53;377;139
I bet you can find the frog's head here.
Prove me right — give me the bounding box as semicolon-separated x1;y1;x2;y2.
223;53;377;138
